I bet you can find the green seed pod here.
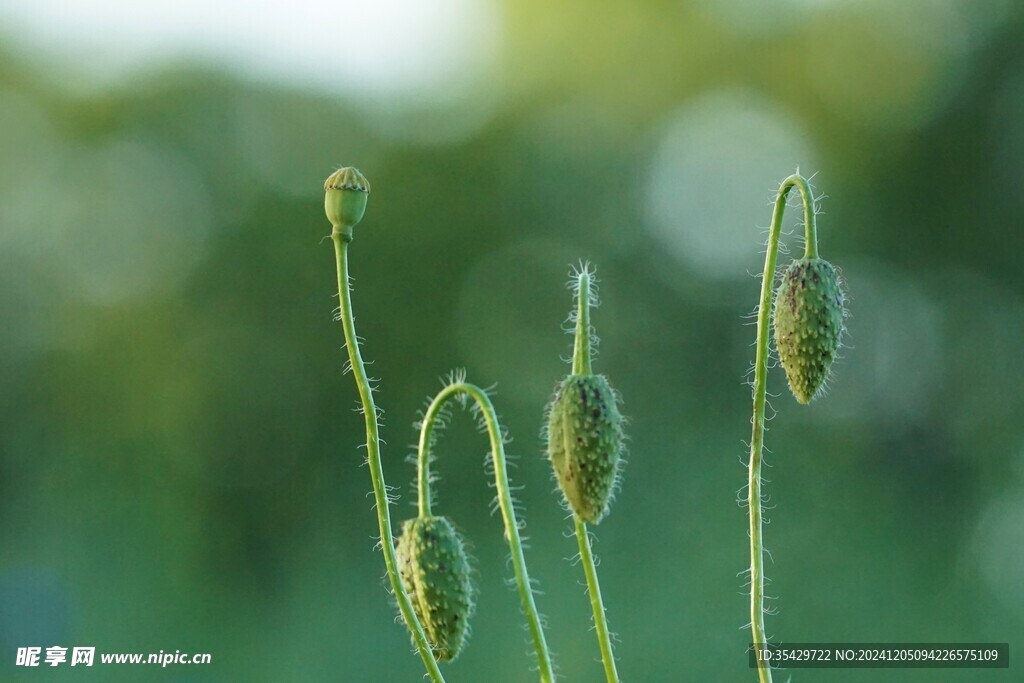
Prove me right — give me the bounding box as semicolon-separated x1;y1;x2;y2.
772;257;846;404
546;374;624;524
324;167;370;231
395;515;474;662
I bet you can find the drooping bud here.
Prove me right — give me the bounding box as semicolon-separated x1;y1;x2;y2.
772;257;846;404
546;374;624;524
324;167;370;231
395;516;474;662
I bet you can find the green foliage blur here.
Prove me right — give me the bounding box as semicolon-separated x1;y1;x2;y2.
2;2;1023;681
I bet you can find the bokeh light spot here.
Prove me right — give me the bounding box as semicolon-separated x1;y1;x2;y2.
646;90;817;281
814;259;944;425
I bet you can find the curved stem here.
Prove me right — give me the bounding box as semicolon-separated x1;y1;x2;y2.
748;173;816;683
331;229;445;683
570;268;620;683
417;381;556;683
792;174;818;259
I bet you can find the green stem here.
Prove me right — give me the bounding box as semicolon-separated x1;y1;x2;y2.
575;515;619;682
795;175;818;259
331;228;446;683
573;270;592;376
748;174;816;683
417;380;556;683
571;269;620;683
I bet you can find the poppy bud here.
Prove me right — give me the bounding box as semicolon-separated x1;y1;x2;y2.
772;257;846;404
546;374;624;524
396;515;474;661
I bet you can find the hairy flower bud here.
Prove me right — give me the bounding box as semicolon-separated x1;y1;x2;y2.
324;167;370;231
546;374;624;524
396;516;474;662
772;257;846;404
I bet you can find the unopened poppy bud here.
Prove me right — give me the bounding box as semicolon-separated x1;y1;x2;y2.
547;374;624;524
396;515;474;662
772;257;846;404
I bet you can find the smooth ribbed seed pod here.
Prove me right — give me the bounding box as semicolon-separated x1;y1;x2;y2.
395;516;474;662
324;166;370;231
772;257;846;404
546;374;624;524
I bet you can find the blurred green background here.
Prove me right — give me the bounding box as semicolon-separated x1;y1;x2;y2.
2;0;1023;680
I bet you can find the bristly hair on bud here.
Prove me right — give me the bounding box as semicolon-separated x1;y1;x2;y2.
544;264;626;524
395;515;475;662
546;373;624;523
772;257;847;404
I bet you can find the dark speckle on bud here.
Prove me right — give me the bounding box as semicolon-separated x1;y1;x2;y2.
546;374;624;523
324;166;370;232
772;257;846;404
395;515;474;662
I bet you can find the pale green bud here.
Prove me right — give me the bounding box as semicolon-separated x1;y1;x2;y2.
324;167;370;231
396;515;474;662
